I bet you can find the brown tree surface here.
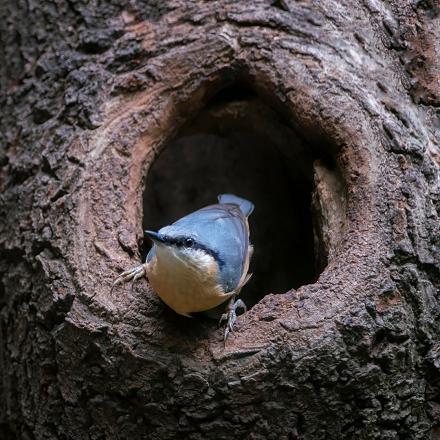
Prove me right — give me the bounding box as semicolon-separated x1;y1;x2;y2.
1;1;439;439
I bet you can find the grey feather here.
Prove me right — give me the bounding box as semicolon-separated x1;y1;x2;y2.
218;193;254;217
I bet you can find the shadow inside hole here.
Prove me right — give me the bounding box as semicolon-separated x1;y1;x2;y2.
142;86;323;309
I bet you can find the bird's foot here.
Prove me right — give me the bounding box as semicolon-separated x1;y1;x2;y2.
111;263;147;293
219;298;247;342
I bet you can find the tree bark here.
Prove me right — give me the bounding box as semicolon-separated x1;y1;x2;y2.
1;1;439;439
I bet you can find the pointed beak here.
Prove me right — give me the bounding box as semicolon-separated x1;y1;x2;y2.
145;230;167;244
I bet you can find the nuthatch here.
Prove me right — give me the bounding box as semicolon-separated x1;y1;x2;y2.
112;194;254;339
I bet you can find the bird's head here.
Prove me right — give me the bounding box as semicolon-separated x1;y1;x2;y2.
145;229;223;270
146;230;196;251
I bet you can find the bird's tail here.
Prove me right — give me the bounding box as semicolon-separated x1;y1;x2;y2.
218;194;254;217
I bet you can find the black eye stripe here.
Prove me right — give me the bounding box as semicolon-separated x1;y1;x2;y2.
169;236;194;247
166;236;225;268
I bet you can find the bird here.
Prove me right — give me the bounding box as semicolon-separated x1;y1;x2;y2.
112;194;254;340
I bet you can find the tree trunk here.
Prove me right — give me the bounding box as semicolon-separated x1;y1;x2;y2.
1;1;439;439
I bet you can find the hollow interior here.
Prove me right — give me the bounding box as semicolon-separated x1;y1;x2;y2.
142;85;336;308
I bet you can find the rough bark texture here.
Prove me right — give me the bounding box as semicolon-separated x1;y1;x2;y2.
1;1;439;439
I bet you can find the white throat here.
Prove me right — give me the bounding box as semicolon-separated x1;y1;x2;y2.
146;244;232;316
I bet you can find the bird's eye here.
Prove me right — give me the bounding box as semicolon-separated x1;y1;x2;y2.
184;238;194;247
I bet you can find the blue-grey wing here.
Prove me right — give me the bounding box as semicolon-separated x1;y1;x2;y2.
160;203;250;293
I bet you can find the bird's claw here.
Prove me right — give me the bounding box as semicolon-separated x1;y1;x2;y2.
219;298;247;342
111;264;147;294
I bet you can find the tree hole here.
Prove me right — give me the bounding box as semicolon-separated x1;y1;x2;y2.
142;84;345;308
